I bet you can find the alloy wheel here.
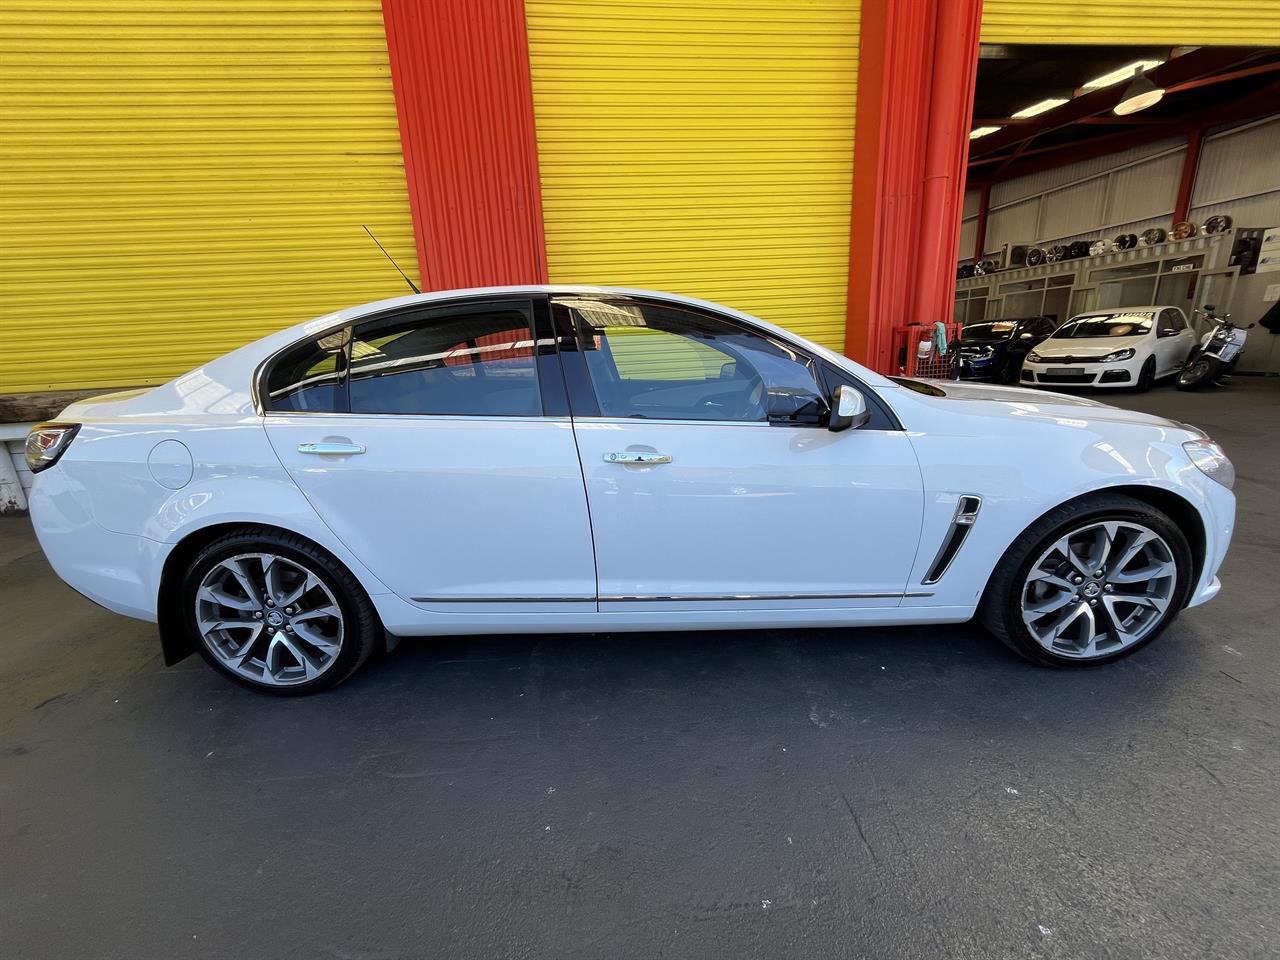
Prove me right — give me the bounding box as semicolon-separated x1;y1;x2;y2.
1021;521;1177;660
195;552;344;686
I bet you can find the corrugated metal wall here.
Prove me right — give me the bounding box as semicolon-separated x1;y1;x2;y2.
981;1;1280;45
959;117;1280;258
380;0;548;290
525;0;861;352
1192;117;1280;208
0;0;416;394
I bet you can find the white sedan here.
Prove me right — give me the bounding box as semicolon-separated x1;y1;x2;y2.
1021;307;1197;390
26;287;1235;694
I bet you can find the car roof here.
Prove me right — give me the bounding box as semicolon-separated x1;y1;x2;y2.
91;285;894;419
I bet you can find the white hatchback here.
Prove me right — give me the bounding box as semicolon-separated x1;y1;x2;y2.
26;287;1235;693
1021;307;1197;390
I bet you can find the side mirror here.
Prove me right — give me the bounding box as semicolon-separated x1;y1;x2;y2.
1019;332;1034;339
828;384;870;432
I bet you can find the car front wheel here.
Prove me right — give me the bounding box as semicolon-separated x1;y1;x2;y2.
980;494;1193;667
1135;356;1156;392
182;528;380;694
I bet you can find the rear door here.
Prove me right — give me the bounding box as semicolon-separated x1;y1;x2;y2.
555;295;924;612
261;297;597;612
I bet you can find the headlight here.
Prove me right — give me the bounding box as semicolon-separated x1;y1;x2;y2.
24;423;81;474
1027;350;1043;363
1183;438;1234;490
1101;348;1136;362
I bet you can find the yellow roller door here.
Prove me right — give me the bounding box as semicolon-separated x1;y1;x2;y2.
982;1;1280;45
0;1;417;394
526;0;860;352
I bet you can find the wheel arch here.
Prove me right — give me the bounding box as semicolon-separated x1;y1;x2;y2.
978;483;1206;613
155;521;387;666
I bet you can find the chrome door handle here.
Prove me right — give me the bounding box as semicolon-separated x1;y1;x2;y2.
297;441;365;456
603;451;672;465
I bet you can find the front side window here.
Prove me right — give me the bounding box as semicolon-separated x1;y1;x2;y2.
347;302;540;416
559;298;828;424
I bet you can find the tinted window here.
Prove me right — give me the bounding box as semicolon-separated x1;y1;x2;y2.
1051;312;1154;339
561;298;828;423
264;329;350;413
960;321;1017;343
347;302;540;416
1161;309;1187;332
1029;317;1057;336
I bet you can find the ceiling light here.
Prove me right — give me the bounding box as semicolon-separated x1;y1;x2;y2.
1011;98;1070;119
1113;67;1165;116
1081;59;1165;91
969;126;1003;139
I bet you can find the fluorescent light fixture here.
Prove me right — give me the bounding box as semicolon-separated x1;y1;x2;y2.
1011;98;1070;119
969;126;1003;139
1081;59;1165;91
1114;67;1165;116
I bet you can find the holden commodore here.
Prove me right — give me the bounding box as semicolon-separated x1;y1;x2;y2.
26;287;1235;694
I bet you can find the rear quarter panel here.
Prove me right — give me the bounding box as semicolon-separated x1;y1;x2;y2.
53;416;392;600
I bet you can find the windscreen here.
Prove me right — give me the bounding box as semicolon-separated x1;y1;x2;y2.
960;321;1017;343
1051;313;1153;339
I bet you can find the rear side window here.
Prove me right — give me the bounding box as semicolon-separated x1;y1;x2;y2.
347;301;540;416
263;329;350;413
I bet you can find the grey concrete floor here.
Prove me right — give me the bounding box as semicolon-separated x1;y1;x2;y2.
1;378;1278;960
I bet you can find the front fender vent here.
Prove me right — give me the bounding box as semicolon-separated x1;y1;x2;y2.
922;496;982;585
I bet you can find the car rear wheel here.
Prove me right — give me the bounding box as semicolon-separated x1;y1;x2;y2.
980;494;1193;667
183;528;380;694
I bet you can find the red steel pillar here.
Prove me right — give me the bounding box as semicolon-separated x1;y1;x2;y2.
1172;127;1204;224
972;182;991;262
380;0;548;290
845;0;984;370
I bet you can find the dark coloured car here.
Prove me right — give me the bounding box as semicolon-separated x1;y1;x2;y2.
955;316;1058;384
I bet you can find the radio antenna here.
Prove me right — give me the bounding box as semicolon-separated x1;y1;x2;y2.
362;224;420;295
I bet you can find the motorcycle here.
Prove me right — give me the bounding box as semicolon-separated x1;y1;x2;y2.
1176;305;1253;390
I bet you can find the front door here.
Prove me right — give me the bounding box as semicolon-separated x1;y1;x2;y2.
261;297;596;610
554;295;924;611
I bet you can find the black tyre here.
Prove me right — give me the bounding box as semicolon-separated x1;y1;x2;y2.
1135;356;1156;392
980;494;1193;668
181;527;381;695
1176;357;1214;391
999;354;1023;385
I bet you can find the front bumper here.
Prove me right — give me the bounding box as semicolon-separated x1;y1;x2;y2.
1021;354;1144;388
956;353;998;380
1190;472;1235;609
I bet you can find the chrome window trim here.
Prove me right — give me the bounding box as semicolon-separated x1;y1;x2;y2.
251;292;545;417
262;411;573;424
410;591;934;603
